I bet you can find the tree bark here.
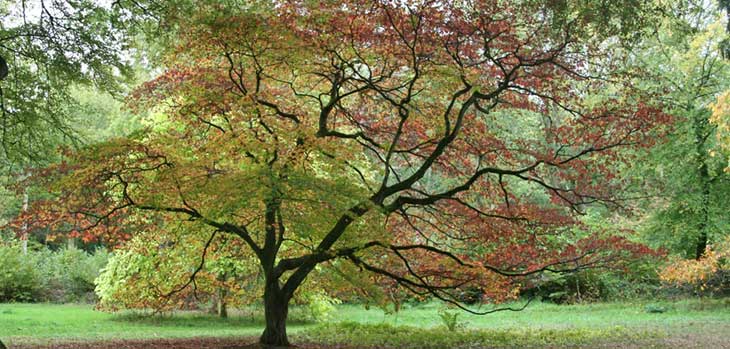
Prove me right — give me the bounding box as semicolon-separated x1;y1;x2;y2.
260;278;290;347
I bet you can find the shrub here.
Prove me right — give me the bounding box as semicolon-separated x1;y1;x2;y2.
659;236;730;297
0;243;41;302
0;242;109;303
303;291;342;323
37;247;109;302
522;262;662;304
437;307;466;332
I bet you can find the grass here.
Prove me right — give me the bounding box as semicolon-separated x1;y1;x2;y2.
0;304;283;342
1;299;730;348
330;298;730;330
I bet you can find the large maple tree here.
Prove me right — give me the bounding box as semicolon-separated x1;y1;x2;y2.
42;1;668;346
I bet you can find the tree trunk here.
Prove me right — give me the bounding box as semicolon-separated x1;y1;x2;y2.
260;279;290;347
21;188;29;254
695;176;710;260
218;287;228;319
693;113;712;260
694;146;711;260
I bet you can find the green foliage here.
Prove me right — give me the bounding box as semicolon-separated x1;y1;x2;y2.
95;230;260;312
524;261;662;304
0;0;142;169
301;291;341;323
626;1;730;258
71;86;143;143
38;247;110;303
0;242;108;302
534;0;662;44
437;307;466;332
298;322;652;348
0;244;40;302
94;248;161;310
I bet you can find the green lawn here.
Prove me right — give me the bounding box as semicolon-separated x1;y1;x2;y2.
1;299;729;348
331;299;730;329
0;304;278;341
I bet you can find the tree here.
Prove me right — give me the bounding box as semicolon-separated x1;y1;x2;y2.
0;0;149;249
712;90;730;150
0;0;161;171
44;1;667;346
632;1;730;259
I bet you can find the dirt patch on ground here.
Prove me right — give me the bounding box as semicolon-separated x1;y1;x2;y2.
7;337;257;349
7;334;730;349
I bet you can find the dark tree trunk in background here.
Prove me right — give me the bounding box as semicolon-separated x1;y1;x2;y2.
693;113;712;260
0;55;8;80
695;176;710;260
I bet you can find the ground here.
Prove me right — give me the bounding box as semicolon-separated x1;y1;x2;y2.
1;299;729;348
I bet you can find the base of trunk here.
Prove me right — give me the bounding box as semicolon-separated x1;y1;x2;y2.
259;327;289;348
260;295;290;347
261;273;293;347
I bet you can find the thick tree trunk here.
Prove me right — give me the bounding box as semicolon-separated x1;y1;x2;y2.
260;279;290;347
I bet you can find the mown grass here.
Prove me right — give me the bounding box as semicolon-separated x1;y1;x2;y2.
1;299;729;347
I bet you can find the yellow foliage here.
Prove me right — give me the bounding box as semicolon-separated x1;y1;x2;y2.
659;236;730;288
711;90;730;166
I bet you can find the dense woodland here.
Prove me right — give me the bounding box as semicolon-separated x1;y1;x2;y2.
1;0;730;348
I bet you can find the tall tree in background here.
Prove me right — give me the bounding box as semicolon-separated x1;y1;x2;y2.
0;0;157;245
43;1;667;346
0;0;161;171
633;1;730;259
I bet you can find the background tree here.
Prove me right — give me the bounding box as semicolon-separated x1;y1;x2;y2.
1;85;142;249
630;1;730;259
43;1;667;347
0;0;142;169
0;0;154;249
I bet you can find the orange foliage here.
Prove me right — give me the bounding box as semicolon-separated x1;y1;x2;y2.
660;236;730;290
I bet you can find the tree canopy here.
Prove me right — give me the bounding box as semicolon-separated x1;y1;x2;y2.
0;0;153;171
19;1;676;346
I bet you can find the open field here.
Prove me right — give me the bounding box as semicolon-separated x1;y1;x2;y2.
1;299;730;348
